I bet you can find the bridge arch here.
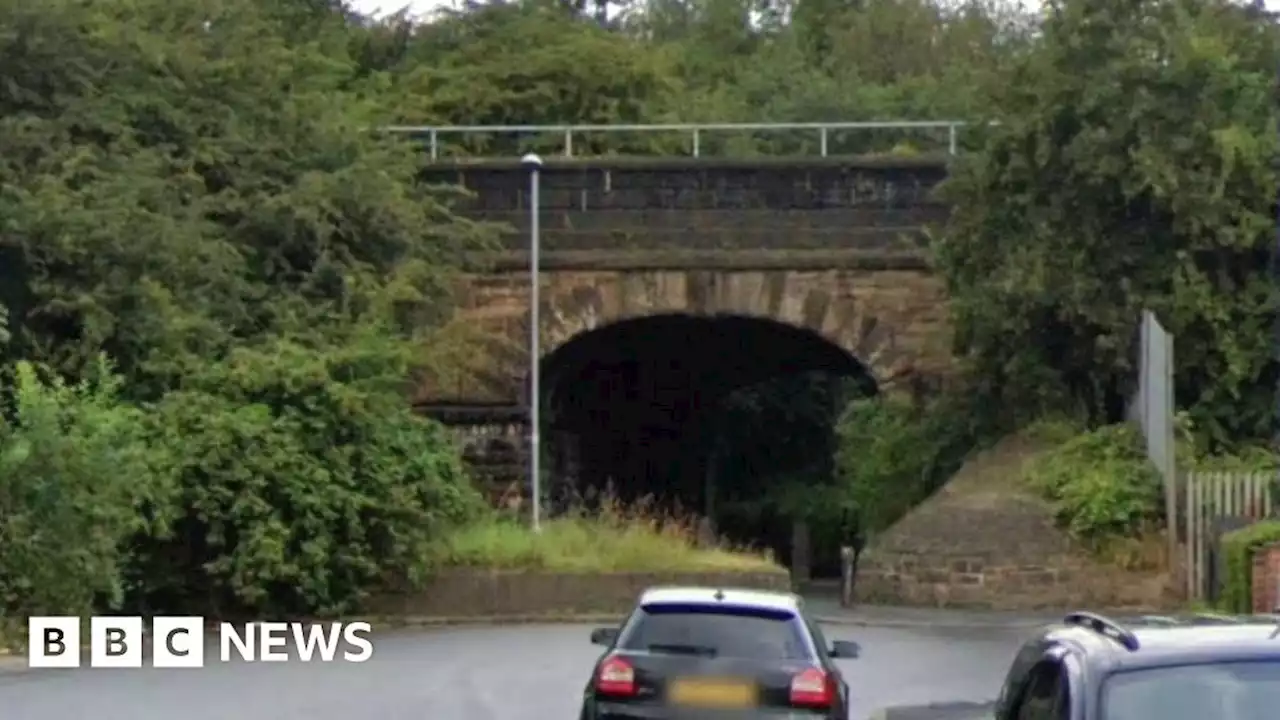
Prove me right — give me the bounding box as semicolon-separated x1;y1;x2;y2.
538;268;921;391
542;312;877;436
538;308;883;569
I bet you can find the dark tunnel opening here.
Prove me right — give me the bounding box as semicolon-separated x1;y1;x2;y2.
540;313;877;577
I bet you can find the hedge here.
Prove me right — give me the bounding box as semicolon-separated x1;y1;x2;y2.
1219;519;1280;613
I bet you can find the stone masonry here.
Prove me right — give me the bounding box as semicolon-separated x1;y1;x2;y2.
417;156;953;405
856;437;1176;610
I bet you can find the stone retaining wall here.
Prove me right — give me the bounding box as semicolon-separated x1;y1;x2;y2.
857;551;1174;610
366;569;792;619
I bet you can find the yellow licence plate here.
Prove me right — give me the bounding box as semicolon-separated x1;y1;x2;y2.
667;678;758;708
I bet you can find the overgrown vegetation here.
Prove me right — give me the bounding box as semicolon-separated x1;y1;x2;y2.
6;0;1280;632
1023;422;1163;545
0;360;169;627
939;0;1280;447
435;493;777;572
0;0;507;633
1219;520;1280;613
831;390;993;538
829;0;1280;575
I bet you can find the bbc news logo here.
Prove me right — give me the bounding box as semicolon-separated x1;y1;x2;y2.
28;617;374;668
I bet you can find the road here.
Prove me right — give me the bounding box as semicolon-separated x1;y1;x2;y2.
0;621;1026;720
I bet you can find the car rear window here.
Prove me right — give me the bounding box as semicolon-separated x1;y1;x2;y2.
619;603;812;661
1103;661;1280;720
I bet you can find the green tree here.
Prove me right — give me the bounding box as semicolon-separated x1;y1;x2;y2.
938;0;1280;446
373;3;684;153
0;0;492;398
0;0;495;618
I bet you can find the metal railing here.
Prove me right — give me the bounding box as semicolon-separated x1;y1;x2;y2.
383;121;968;159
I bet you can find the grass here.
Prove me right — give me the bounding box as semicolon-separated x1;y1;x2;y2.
1092;527;1169;571
433;489;782;573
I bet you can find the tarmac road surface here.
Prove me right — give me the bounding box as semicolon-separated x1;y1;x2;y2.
0;620;1026;720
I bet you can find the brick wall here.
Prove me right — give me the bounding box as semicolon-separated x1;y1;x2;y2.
1251;542;1280;613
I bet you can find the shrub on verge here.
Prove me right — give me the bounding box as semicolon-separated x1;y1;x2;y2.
1220;519;1280;614
133;337;484;618
1024;423;1163;544
0;359;171;642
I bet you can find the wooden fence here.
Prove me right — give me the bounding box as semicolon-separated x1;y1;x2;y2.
1184;472;1275;601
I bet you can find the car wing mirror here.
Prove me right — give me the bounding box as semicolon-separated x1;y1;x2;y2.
590;627;619;646
830;640;860;658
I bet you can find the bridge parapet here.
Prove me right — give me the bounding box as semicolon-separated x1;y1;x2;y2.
421;156;950;257
388;120;969;160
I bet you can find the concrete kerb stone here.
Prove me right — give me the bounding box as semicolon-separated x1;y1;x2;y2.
873;701;996;720
811;614;1047;629
367;613;628;628
369;611;1048;630
0;651;27;677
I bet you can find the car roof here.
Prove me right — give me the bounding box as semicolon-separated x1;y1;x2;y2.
1044;613;1280;671
638;586;803;614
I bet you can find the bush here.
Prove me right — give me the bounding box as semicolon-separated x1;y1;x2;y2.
1024;423;1163;544
433;494;779;573
1219;520;1280;614
833;389;994;536
834;397;928;534
0;359;171;644
132;338;485;618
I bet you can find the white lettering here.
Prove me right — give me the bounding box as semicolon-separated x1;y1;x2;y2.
220;622;255;662
259;622;289;661
290;623;342;662
342;622;373;662
215;620;375;663
152;617;205;668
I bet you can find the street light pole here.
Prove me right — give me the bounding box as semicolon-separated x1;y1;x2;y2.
522;153;544;533
1268;2;1280;509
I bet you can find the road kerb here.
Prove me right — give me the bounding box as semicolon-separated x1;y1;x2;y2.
873;702;996;720
811;614;1049;629
367;613;628;628
373;612;1047;630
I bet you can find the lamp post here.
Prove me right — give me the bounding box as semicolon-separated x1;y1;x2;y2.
522;152;544;532
1270;5;1280;516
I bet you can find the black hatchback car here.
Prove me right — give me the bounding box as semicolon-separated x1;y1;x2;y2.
994;611;1280;720
579;586;860;719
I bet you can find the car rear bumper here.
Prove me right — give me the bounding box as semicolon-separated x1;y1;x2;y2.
591;701;831;719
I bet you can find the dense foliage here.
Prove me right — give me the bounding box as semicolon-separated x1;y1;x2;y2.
364;0;1034;154
0;360;170;626
6;0;1280;626
830;387;996;537
939;0;1280;449
1023;422;1164;543
0;0;501;630
1220;519;1280;613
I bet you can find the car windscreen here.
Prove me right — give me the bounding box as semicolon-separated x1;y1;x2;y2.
618;603;812;661
1103;661;1280;720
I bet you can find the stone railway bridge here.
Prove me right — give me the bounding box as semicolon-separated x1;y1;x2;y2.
414;153;955;505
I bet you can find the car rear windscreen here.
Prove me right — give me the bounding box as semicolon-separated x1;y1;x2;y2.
619;603;812;661
1104;661;1280;720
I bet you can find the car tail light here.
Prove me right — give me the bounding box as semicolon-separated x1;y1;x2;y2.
595;655;636;696
790;667;834;707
